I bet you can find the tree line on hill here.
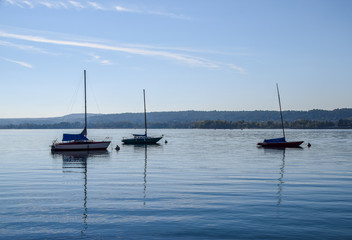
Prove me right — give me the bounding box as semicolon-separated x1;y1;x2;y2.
1;118;352;129
0;109;351;129
191;119;352;129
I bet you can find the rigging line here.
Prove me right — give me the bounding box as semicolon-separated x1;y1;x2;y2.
64;72;84;119
53;72;83;139
58;72;85;137
86;75;102;115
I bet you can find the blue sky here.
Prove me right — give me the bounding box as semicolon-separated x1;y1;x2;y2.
0;0;351;118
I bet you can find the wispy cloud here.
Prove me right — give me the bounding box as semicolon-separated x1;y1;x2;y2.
228;64;246;74
4;0;189;19
89;54;112;65
68;0;84;9
5;0;24;8
38;1;68;9
115;5;138;13
0;31;211;67
22;0;34;8
1;57;33;68
0;40;54;54
125;44;252;57
88;2;103;10
0;30;245;73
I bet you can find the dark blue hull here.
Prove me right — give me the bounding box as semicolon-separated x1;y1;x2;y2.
122;136;163;144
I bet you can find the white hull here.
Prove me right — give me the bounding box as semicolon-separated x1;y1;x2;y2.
51;141;111;151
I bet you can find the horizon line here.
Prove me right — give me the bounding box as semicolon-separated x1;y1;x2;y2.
0;108;350;120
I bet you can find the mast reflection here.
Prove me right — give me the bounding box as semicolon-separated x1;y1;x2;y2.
277;149;285;206
51;150;109;236
144;145;147;206
131;144;161;205
262;147;303;206
264;148;286;206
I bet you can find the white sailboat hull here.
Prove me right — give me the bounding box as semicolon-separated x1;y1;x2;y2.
51;141;111;151
51;70;111;152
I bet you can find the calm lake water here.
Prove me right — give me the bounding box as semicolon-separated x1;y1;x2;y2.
0;129;351;239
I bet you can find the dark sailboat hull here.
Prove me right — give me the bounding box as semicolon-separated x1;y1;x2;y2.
51;141;111;151
122;136;163;145
257;141;304;148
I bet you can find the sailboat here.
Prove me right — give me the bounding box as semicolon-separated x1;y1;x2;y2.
257;84;304;148
122;89;163;144
51;70;111;151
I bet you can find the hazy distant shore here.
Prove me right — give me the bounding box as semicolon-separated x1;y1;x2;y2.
0;109;351;129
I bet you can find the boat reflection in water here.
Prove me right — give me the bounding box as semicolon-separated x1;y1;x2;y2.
262;147;303;207
276;149;286;206
51;150;110;236
131;144;162;206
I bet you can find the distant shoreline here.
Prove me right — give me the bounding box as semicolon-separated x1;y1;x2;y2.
0;119;351;129
0;109;351;129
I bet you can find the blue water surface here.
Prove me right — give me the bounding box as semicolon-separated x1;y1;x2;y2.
0;129;351;239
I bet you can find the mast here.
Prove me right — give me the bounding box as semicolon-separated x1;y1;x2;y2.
276;83;285;139
143;89;147;136
83;70;87;136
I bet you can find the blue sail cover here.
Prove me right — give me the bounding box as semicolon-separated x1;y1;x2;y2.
264;137;286;143
81;127;87;136
62;133;88;141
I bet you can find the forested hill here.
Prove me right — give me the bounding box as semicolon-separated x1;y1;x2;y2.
0;108;352;129
95;109;352;123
